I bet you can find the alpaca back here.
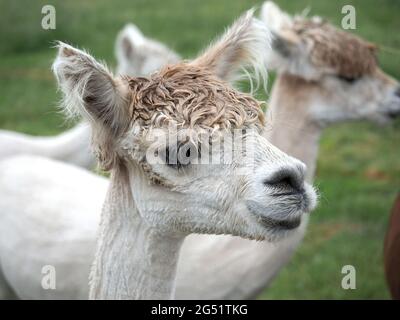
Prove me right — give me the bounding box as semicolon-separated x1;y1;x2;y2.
0;123;94;169
0;155;107;299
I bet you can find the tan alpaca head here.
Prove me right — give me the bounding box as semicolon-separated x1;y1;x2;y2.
52;11;317;242
115;23;181;77
261;1;400;125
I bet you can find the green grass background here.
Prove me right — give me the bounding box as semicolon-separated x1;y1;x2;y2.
0;0;399;299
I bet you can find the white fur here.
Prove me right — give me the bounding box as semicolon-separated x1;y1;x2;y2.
0;123;94;169
115;24;180;77
260;1;293;32
193;9;270;91
0;156;104;299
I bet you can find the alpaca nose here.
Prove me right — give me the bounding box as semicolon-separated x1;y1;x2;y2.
395;87;400;98
388;87;400;119
264;164;305;193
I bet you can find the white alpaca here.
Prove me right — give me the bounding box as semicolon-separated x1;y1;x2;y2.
0;24;180;169
0;11;316;299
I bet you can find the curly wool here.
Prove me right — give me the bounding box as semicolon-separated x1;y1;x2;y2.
126;63;265;132
293;18;378;78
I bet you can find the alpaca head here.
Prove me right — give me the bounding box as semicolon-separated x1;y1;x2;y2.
52;11;317;242
261;1;400;126
115;23;181;77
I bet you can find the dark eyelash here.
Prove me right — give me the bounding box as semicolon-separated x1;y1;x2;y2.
163;147;179;169
337;75;359;83
165;143;200;169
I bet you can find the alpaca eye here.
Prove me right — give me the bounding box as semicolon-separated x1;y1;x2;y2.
161;142;199;169
176;142;199;168
337;75;359;84
159;146;178;168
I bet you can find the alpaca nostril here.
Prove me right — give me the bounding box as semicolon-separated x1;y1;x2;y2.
264;167;304;193
387;87;400;118
395;87;400;98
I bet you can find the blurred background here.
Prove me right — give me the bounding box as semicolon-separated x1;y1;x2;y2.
0;0;399;299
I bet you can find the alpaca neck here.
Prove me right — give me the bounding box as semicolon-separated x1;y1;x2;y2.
266;74;324;182
89;165;184;300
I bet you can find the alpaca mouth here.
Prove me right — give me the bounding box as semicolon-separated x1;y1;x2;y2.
246;200;305;231
270;191;304;197
270;190;311;212
254;214;302;230
387;110;400;120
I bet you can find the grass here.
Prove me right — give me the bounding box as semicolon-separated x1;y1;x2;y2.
0;0;399;299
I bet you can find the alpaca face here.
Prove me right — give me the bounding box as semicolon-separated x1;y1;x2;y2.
115;24;181;77
53;11;317;241
127;127;316;241
307;69;400;125
261;1;400;125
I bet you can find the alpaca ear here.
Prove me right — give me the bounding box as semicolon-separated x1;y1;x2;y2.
260;1;300;58
53;42;130;135
261;30;304;74
260;1;293;32
192;9;270;84
259;2;303;72
53;42;131;169
270;30;301;58
115;24;145;68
